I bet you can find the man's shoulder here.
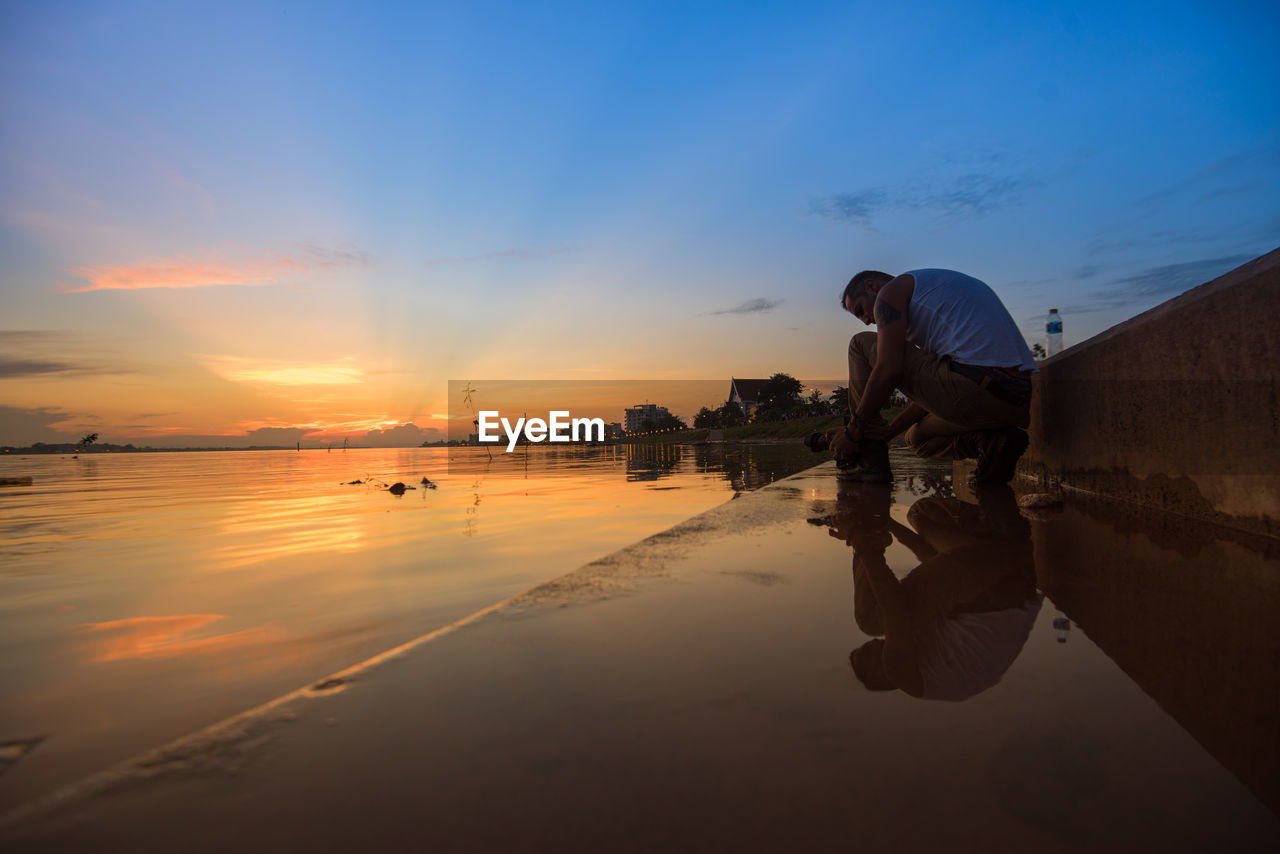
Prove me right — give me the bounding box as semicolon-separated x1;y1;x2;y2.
907;268;995;297
905;268;978;283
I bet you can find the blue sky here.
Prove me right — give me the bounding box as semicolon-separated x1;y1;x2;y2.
1;0;1277;444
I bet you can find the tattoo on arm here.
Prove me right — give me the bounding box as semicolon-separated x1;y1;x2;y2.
874;296;902;325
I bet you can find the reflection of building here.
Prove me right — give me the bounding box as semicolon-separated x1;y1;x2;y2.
624;404;670;433
625;443;682;481
728;378;769;417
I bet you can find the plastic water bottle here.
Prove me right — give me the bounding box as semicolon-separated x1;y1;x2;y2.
1046;308;1063;356
1053;615;1070;644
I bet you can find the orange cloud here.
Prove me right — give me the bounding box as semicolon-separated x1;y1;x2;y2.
63;245;369;292
64;253;308;292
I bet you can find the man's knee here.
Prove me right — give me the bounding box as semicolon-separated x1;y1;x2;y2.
904;424;926;454
852;330;877;349
849;330;877;359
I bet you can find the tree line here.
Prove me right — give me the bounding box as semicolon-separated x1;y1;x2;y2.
692;373;851;429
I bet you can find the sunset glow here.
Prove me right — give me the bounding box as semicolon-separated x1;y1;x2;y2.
201;356;367;386
1;2;1276;448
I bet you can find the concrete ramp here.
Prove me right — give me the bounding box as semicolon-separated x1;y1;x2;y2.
1018;248;1280;537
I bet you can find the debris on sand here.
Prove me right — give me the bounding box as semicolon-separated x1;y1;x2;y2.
420;477;437;489
0;476;34;487
345;479;364;485
388;482;414;495
1018;492;1064;521
1017;493;1062;508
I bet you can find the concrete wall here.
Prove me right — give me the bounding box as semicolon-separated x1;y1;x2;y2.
1015;248;1280;537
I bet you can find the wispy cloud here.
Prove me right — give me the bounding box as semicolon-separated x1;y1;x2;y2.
0;330;66;345
63;244;371;293
1196;183;1257;202
708;298;784;316
1033;253;1259;320
65;254;305;293
812;172;1043;228
200;355;366;386
302;243;372;269
809;190;887;228
1085;226;1230;256
0;357;118;379
1134;147;1280;209
0;330;129;378
928;174;1041;216
1106;254;1256;302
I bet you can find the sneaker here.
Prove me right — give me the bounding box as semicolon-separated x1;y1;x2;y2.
969;427;1029;484
836;439;892;483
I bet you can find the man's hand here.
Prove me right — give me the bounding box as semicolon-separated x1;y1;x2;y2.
828;425;859;459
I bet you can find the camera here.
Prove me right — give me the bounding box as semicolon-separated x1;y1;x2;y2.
804;431;832;453
807;414;854;453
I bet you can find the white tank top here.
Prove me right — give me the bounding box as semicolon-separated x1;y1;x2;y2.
904;269;1037;371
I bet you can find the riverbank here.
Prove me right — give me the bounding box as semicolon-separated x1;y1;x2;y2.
622;411;910;446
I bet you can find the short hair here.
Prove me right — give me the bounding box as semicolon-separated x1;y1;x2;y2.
840;270;893;310
849;639;896;692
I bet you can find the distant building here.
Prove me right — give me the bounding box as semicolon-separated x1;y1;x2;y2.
728;378;770;417
605;422;624;440
624;404;669;433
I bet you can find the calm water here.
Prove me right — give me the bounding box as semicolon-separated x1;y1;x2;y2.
3;446;1278;850
0;444;825;809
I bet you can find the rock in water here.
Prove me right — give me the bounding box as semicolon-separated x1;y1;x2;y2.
388;482;407;495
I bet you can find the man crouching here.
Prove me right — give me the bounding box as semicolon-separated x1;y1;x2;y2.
829;268;1036;484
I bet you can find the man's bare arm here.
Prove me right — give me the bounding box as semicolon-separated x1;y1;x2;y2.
852;275;913;434
884;402;928;441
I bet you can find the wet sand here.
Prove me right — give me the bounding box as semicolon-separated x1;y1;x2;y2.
3;463;1278;852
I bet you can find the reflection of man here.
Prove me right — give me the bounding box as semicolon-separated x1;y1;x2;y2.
826;484;1041;701
829;269;1037;484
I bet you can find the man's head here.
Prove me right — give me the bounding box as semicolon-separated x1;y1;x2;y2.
849;639;896;692
840;270;894;325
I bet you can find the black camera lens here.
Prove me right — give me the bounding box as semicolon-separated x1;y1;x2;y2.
804;431;832;453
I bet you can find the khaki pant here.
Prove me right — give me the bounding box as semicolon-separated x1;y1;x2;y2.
847;331;1030;459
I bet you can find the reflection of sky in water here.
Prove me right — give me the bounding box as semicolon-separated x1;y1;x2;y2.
0;444;826;810
215;495;365;568
78;614;281;663
2;448;1273;845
